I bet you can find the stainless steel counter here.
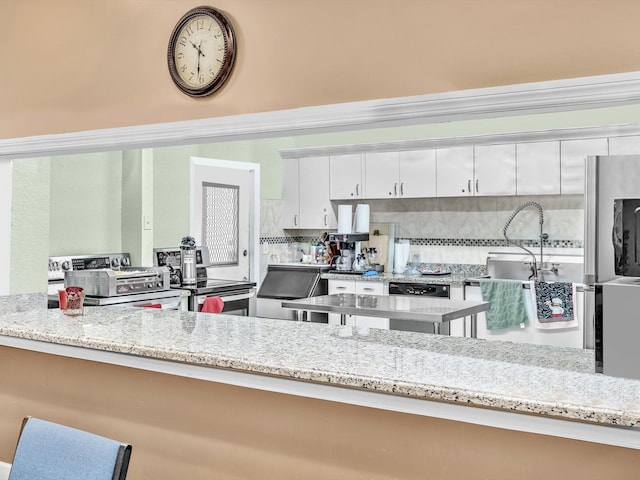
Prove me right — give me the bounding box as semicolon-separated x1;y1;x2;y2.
282;293;490;337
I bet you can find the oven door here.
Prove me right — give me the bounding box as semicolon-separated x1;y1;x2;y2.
193;289;256;316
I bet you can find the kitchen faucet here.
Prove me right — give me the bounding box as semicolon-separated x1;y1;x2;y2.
502;201;549;280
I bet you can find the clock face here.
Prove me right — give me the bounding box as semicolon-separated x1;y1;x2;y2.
168;7;236;97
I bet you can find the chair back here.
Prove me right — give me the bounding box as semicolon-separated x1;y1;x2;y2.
8;416;131;480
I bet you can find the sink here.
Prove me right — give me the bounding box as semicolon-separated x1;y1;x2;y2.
485;252;584;283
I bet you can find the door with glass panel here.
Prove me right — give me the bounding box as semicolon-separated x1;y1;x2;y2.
189;158;254;281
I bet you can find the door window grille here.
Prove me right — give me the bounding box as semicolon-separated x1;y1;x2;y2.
202;182;239;265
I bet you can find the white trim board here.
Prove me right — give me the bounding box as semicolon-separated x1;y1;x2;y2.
3;71;640;159
1;335;639;450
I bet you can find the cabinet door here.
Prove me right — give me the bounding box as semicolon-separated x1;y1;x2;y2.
281;158;300;228
354;281;387;329
516;141;560;195
399;149;437;198
299;156;336;229
330;154;364;200
436;146;474;197
560;138;608;194
473;144;516;196
608;135;640;154
328;279;355;325
364;152;399;199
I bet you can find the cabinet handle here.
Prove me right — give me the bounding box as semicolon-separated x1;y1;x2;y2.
294;214;298;226
400;182;404;195
336;286;347;290
475;179;479;193
356;184;360;196
467;179;471;193
324;214;328;226
394;183;398;196
363;287;375;292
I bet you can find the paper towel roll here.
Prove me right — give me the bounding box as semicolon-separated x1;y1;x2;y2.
337;205;352;233
393;241;410;273
353;204;370;233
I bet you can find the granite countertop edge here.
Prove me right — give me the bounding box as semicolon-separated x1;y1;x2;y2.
0;294;638;431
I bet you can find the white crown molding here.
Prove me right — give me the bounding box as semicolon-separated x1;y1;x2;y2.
4;70;640;159
278;123;640;158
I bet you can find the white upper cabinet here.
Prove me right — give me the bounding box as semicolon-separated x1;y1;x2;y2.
399;149;437;198
436;146;474;197
364;152;400;198
364;150;436;199
516;141;560;195
281;157;300;228
330;153;364;200
473;144;516;196
608;135;640;154
282;156;336;229
560;138;609;194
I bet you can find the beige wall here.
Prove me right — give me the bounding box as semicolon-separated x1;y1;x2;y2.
3;1;640;139
0;346;639;480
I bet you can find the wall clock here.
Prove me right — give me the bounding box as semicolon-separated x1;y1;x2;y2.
167;6;237;97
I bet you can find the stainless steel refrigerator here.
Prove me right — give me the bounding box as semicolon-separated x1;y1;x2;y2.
585;155;640;380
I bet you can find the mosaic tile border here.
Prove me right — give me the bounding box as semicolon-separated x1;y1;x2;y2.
260;236;583;248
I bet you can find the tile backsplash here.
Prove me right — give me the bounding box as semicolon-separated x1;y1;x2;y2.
259;194;584;268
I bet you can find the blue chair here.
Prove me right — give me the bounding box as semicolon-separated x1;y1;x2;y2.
8;416;131;480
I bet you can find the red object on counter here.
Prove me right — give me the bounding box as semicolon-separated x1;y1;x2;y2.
57;290;67;310
199;296;224;314
139;303;162;308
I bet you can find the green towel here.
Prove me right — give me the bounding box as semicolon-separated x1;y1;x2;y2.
479;280;528;330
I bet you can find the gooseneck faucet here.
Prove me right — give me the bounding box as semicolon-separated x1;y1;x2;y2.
502;201;548;280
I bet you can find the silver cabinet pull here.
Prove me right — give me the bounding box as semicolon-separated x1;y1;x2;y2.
394;183;398;196
356;184;360;196
476;179;479;193
363;287;375;292
336;286;347;290
400;182;404;195
294;214;298;226
324;214;328;226
467;179;471;193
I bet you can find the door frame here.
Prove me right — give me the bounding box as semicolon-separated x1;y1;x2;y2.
189;157;260;284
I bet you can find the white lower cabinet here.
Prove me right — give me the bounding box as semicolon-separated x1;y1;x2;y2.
327;279;387;328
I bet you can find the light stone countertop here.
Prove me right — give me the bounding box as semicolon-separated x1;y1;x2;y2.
1;293;640;431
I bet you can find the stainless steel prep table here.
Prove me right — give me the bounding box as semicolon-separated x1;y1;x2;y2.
282;293;490;337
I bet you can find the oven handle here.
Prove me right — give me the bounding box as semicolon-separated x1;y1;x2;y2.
197;290;255;304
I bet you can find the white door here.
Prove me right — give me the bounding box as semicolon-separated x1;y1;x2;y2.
190;157;259;282
364;152;399;199
474;144;517;196
399;149;436;198
560;138;609;194
516;141;561;195
329;153;364;199
281;157;300;228
436;146;474;197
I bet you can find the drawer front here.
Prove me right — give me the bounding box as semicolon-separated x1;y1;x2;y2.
328;279;355;294
355;281;384;295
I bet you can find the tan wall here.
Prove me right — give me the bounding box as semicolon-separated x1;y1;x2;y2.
0;346;639;479
3;1;640;139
